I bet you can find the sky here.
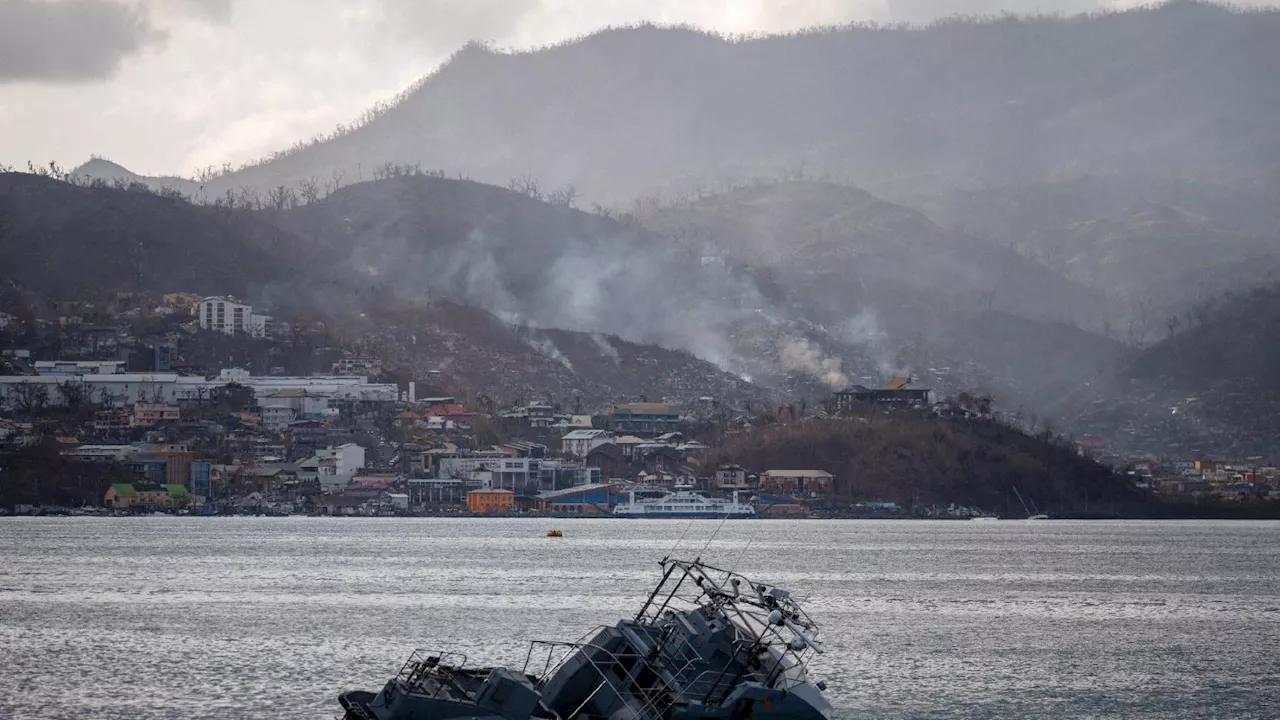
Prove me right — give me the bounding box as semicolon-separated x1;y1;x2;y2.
0;0;1271;177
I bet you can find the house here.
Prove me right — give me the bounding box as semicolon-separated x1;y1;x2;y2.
608;403;682;436
198;296;271;338
715;464;749;490
313;443;366;492
467;489;514;513
760;470;834;494
526;403;555;428
586;443;624;478
833;377;932;413
614;435;646;460
561;429;615;458
641;446;686;475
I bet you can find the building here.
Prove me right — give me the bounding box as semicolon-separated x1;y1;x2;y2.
467;489;514;513
715;464;749;490
760;470;834;494
833;377;932;413
191;460;212;498
34;360;124;376
103;483;190;509
199;296;271;338
407;478;469;506
561;429;615;458
608;403;682;436
313;443;366;492
537;483;628;515
586;443;624;478
332;357;382;376
259;389;332;430
133;403;180;427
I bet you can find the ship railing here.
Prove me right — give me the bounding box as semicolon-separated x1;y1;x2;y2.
525;638;686;720
394;649;473;700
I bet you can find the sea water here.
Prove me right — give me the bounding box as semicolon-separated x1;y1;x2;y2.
1;517;1277;719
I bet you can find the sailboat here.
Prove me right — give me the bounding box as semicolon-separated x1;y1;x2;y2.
1013;486;1049;520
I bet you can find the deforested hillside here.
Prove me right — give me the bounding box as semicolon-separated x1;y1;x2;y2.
0;172;307;300
701;417;1136;514
174;2;1280;202
1064;284;1280;460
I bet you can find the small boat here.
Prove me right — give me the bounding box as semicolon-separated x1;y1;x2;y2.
545;529;563;537
969;515;1000;522
1026;514;1050;521
337;557;833;720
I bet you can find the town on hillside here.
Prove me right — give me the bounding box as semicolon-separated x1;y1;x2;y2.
1;291;1277;517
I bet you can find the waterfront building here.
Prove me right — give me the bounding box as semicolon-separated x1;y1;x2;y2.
466;489;514;513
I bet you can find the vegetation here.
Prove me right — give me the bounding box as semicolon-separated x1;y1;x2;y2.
701;414;1137;514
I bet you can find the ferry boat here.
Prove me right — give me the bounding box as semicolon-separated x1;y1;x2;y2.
338;557;833;720
613;486;755;519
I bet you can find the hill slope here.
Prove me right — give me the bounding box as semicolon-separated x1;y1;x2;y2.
703;417;1135;514
1065;285;1280;460
0;173;303;300
177;2;1280;202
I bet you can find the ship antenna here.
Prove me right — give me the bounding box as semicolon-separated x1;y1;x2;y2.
696;510;732;562
664;517;696;562
728;537;753;576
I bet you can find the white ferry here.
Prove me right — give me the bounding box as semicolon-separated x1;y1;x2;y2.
613;486;755;519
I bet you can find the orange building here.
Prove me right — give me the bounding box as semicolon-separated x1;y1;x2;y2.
467;489;514;513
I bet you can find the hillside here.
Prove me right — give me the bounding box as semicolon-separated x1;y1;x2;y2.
356;301;772;409
0;172;307;300
150;2;1280;203
0;173;775;408
1063;285;1280;460
701;417;1136;515
638;180;1111;325
916;177;1280;329
638;181;1124;410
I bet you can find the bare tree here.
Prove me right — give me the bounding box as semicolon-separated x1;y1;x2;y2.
548;184;579;208
57;379;91;414
11;381;50;415
298;176;320;205
507;174;544;201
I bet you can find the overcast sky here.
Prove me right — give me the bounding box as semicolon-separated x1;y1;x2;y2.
0;0;1268;177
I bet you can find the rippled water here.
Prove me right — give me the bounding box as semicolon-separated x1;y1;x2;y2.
1;518;1277;719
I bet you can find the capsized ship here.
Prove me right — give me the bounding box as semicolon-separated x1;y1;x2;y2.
338;557;832;720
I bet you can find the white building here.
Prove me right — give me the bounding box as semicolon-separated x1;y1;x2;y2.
34;360;125;376
199;296;271;338
561;429;615;458
217;369;397;403
258;389;332;430
313;443;366;492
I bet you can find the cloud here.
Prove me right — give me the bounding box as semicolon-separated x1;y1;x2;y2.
153;0;235;25
0;0;165;83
